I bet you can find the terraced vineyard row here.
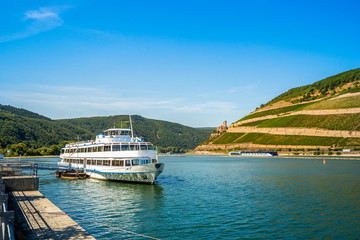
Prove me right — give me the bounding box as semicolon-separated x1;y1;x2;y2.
211;132;360;147
239;113;360;131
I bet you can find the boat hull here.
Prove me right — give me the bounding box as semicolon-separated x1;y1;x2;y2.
60;162;165;184
88;163;164;184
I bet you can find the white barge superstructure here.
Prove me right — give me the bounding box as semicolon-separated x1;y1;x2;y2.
58;117;164;184
229;151;278;156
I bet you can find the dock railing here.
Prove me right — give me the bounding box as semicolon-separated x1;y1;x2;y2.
0;161;38;177
0;175;15;240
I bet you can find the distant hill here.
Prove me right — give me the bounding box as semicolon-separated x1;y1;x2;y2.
57;115;213;151
195;68;360;154
0;105;50;121
0;105;213;153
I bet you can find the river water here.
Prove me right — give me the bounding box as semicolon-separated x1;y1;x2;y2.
23;155;359;239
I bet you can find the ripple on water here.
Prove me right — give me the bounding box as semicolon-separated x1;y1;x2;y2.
34;156;360;239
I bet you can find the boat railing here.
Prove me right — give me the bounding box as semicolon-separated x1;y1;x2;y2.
65;140;93;147
0;175;15;240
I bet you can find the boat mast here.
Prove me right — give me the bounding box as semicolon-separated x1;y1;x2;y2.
129;115;134;139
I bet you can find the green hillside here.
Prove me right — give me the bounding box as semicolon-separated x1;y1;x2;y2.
267;68;360;105
0;105;213;156
0;105;50;121
196;68;360;153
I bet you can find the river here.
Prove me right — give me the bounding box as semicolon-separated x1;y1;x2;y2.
21;155;360;239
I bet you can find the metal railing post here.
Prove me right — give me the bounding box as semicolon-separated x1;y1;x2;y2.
0;173;15;240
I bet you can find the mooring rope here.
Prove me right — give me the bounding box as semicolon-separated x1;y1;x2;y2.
67;213;162;240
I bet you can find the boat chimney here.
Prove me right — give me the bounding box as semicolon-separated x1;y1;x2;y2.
129;115;134;139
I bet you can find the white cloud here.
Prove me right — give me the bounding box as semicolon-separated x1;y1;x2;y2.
25;7;60;20
0;83;241;126
173;101;237;113
0;6;68;43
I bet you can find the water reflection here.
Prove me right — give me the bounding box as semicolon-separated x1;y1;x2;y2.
28;156;360;239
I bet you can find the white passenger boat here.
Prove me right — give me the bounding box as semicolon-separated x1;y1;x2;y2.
58;116;164;184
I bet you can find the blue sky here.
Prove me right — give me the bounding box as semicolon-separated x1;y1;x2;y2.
0;0;359;127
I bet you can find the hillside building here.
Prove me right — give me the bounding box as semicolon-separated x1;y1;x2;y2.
216;121;227;133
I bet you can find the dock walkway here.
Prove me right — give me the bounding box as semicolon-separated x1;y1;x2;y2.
11;191;95;240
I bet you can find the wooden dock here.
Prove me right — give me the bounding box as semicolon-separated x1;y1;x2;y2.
11;191;95;240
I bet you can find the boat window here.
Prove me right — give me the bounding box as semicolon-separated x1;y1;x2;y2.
116;130;121;135
125;160;131;166
103;160;110;166
121;144;130;151
87;160;91;165
61;149;64;154
140;159;145;165
148;144;154;150
97;160;102;165
111;131;115;136
79;159;84;164
130;144;139;150
91;160;96;165
112;160;120;166
132;159;139;165
105;131;110;136
104;146;111;151
140;144;147;150
112;145;120;151
97;146;103;152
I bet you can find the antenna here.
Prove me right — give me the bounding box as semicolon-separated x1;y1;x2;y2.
129;114;134;138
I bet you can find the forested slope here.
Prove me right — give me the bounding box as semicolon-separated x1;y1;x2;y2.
0;105;213;156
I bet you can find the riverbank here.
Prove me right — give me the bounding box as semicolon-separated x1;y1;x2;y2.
187;151;360;160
